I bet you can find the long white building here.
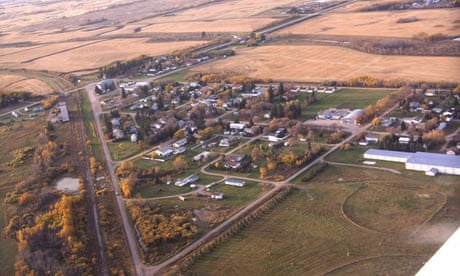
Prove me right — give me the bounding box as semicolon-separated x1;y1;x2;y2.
364;149;460;176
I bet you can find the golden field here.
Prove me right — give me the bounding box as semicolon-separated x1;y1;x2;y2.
0;73;54;95
192;45;460;83
0;39;205;73
276;8;460;38
0;0;296;73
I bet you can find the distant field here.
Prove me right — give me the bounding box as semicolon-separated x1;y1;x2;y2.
0;73;54;95
192;45;460;83
140;18;275;33
188;165;458;275
276;9;460;38
3;39;205;73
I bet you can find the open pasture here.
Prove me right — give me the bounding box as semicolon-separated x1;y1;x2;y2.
276;8;460;38
188;165;459;275
192;45;460;83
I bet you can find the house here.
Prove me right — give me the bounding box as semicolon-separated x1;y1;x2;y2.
219;138;230;147
210;192;224;200
174;147;186;155
173;138;188;148
224;179;245;187
224;155;244;169
111;118;121;128
365;133;379;143
155;147;173;157
268;128;289;142
437;122;447;131
130;134;138;143
112;129;125;140
193;151;210;162
229;123;247;131
399;137;411;144
175;174;199;187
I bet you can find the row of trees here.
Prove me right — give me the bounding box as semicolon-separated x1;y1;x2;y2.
0;91;32;108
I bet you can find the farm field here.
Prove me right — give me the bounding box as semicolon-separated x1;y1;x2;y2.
276;8;460;38
188;165;460;275
1;39;205;73
0;0;296;73
192;45;460;83
0;70;74;95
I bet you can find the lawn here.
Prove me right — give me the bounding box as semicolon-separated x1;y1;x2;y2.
299;88;394;120
186;165;459;275
107;140;142;161
155;69;190;82
208;181;271;208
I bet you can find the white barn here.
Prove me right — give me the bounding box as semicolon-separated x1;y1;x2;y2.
364;149;460;176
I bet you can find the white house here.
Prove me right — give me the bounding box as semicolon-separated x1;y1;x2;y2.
155;147;173;157
224;179;245;187
175;174;199;187
219;138;230;147
210;192;224;200
341;109;363;125
193;151;210;162
173;138;188;148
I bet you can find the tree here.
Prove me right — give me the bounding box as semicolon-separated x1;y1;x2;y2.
265;85;274;103
121;87;127;99
278;82;285;96
267;160;277;172
259;167;268;179
173;129;185;140
173;156;188;171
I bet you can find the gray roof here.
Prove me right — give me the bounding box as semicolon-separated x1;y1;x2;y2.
364;149;413;160
365;149;460;169
407;152;460;168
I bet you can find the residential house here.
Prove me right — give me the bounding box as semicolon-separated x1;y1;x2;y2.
173;138;188;148
224;179;245;187
155;147;173;157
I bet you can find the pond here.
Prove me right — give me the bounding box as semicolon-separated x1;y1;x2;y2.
55;177;79;192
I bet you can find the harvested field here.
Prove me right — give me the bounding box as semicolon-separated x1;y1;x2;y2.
186;165;459;275
276;9;460;38
0;73;54;95
4;39;205;73
140;18;275;33
192;45;460;83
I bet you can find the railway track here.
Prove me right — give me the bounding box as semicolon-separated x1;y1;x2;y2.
66;92;109;276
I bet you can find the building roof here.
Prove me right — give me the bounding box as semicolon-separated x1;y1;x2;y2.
407;152;460;169
365;149;460;169
364;149;413;160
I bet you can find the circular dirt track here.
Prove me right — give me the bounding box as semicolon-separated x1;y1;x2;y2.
342;183;444;234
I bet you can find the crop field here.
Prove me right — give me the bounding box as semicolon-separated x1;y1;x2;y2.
0;74;54;95
1;39;205;73
276;8;460;38
188;165;460;275
1;0;296;73
192;45;460;83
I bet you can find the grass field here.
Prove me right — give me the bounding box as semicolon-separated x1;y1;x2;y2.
107;140;142;161
298;88;394;120
192;45;460;83
276;8;460;38
188;165;459;275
